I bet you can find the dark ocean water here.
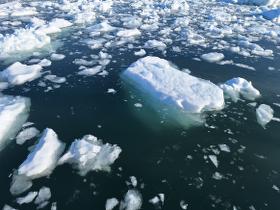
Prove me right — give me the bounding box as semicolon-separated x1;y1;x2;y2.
0;12;280;210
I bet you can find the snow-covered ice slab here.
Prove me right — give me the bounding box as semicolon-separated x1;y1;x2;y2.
17;128;65;179
58;134;122;176
122;56;224;113
0;62;42;86
0;95;30;151
220;77;260;102
256;104;274;128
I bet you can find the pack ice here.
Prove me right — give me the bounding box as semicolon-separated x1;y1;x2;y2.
58;134;122;176
0;95;30;151
122;56;224;113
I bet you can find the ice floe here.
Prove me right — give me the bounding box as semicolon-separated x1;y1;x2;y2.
201;52;224;63
122;56;224;113
120;190;142;210
0;62;42;86
256;104;274;128
58;134;122;176
221;77;261;102
17;128;65;179
34;187;51;209
16;191;38;205
0;95;30;151
16;127;40;145
105;198;119;210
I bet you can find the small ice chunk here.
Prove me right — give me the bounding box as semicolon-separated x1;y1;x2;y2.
17;128;65;179
50;53;65;61
34;187;51;206
201;52;224;63
0;62;42;85
105;198;119;210
38;59;52;67
221;77;260;102
180;200;188;210
129;176;137;187
212;172;223;180
0;96;30;151
78;66;102;76
144;40;167;51
208;155;218;168
2;205;17;210
122;56;224;113
218;144;230;152
117;29;141;38
134;103;142;108
44;75;66;84
149;193;165;207
58;135;122;176
107;88;116;94
16;127;40;145
16;191;38;205
256;104;274;128
10;175;33;196
120;190;142;210
134;49;146;57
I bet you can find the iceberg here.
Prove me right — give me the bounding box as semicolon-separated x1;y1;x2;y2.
58;134;122;176
122;56;224;113
17;128;65;179
0;62;42;86
0;96;30;151
220;77;260;102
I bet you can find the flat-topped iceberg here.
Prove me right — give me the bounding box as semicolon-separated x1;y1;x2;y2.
122;56;224;113
0;95;30;151
201;52;224;63
58;134;122;176
220;77;260;102
0;62;42;86
17;128;65;179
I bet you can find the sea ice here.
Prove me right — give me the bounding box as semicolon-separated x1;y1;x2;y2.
58;134;122;176
16;127;40;145
105;198;119;210
201;52;224;63
221;77;260;102
256;104;274;128
120;190;142;210
117;29;141;38
0;29;50;59
0;62;42;86
17;128;65;179
0;95;30;151
50;53;65;61
122;56;224;113
16;191;38;205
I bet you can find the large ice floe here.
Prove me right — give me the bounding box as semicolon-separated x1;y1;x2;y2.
0;62;42;86
220;77;261;102
0;95;30;151
122;56;224;114
58;134;122;176
227;0;280;6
